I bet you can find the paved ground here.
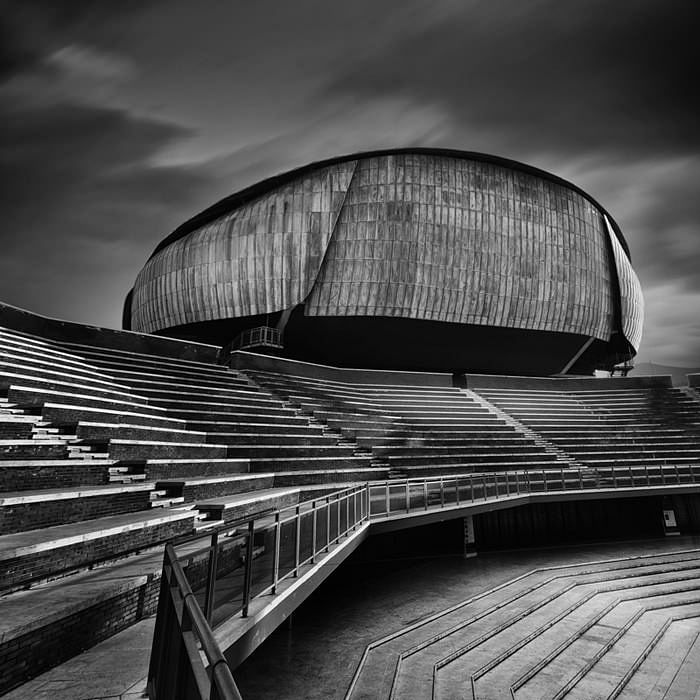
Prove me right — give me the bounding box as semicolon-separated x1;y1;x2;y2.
5;535;700;700
3;619;153;700
234;535;700;700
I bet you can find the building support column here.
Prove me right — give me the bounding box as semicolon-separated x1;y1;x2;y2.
463;515;477;558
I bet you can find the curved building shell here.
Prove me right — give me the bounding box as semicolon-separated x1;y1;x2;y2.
125;149;643;375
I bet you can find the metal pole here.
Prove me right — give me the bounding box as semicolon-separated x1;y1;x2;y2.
326;496;331;551
241;519;255;617
294;504;301;575
337;494;341;542
405;482;410;513
203;531;219;624
423;480;428;510
385;483;390;515
311;501;317;564
272;512;281;594
440;477;445;507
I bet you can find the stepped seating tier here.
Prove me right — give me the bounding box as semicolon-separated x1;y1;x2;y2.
347;551;700;700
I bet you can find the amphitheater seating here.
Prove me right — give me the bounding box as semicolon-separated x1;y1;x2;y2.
347;549;700;700
2;316;699;695
245;370;567;480
475;387;700;473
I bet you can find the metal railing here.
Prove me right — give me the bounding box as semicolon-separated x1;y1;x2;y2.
149;464;700;699
228;326;283;352
148;485;369;699
147;543;242;700
368;463;700;518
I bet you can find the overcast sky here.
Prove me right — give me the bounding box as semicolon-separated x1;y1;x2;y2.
1;1;698;365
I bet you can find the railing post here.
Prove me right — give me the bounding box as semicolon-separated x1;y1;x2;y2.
294;504;302;574
353;489;358;527
311;501;317;564
440;477;445;507
613;468;617;487
560;465;564;489
470;475;475;502
674;464;680;484
241;519;255;618
405;482;410;513
423;480;428;510
646;464;651;486
385;483;390;516
203;531;219;624
456;477;461;505
337;494;341;541
543;470;547;492
272;512;281;594
629;465;634;486
505;472;510;496
326;496;331;551
579;469;583;489
346;492;351;533
515;470;520;495
482;475;487;500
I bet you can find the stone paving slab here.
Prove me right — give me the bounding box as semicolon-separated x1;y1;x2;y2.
3;617;153;700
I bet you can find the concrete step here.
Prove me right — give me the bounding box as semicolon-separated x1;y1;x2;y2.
157;473;275;502
102;439;229;461
272;467;390;485
41;402;186;429
0;483;157;533
248;455;373;472
195;487;301;523
75;421;208;444
143;457;249;480
226;445;359;459
8;385;163;415
187;419;324;435
0;458;117;490
0;507;195;592
0;440;69;459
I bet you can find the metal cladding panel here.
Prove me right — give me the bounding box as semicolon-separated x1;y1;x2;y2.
130;161;358;334
605;216;644;352
305;155;615;341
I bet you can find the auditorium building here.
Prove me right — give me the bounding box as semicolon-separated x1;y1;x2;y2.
124;149;643;376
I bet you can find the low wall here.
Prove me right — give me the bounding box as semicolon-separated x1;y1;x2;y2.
461;373;673;390
0;301;221;362
689;374;700;388
231;350;673;390
229;350;454;387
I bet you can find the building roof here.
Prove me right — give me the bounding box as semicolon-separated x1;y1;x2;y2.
149;148;630;260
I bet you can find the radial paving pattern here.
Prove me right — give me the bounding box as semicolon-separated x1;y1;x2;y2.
347;550;700;700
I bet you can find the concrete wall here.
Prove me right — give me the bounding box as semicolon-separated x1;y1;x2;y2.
462;372;672;390
0;301;221;362
229;350;453;386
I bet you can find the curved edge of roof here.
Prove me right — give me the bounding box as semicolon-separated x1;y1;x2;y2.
148;147;631;260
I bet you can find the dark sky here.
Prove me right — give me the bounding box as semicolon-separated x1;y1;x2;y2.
1;0;698;365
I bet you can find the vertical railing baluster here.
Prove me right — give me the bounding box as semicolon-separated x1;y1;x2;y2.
294;504;301;575
337;494;341;542
203;531;219;623
405;482;410;513
326;496;331;552
456;477;461;505
272;512;281;594
423;480;428;510
440;477;445;507
241;519;255;617
311;500;317;564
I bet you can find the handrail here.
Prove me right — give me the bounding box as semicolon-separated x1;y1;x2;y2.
147;543;243;700
148;463;700;699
